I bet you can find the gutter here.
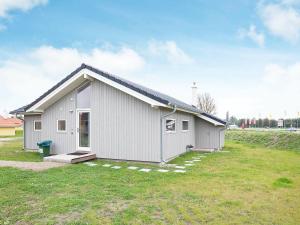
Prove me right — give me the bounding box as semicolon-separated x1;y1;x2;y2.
160;104;177;163
23;114;25;150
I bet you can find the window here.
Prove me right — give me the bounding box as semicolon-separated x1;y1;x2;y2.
182;120;189;131
57;120;66;132
34;120;42;131
166;119;176;132
77;82;91;108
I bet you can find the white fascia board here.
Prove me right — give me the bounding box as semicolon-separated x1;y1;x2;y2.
26;68;166;112
164;105;199;115
83;69;166;107
27;71;84;112
198;114;225;126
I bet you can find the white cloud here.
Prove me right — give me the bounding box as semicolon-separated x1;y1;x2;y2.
239;25;265;47
148;40;194;64
0;0;47;17
263;61;300;84
258;62;300;117
0;45;145;113
281;0;300;5
259;1;300;42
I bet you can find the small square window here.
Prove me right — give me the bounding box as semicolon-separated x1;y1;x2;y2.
57;120;66;132
34;120;42;131
182;120;189;131
166;119;176;132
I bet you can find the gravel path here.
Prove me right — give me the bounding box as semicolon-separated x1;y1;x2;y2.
0;137;23;142
0;160;67;171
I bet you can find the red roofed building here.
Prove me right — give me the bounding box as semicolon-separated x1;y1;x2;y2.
0;116;23;136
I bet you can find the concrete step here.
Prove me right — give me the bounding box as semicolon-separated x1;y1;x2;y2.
44;152;96;164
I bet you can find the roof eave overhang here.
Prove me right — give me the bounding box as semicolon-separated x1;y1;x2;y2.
26;68;167;113
197;114;226;126
163;105;200;115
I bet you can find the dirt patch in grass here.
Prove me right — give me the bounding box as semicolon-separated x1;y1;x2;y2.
0;160;66;171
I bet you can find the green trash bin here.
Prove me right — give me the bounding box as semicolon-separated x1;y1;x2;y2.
37;140;52;157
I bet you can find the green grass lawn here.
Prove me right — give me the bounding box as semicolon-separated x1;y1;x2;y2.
226;129;300;150
0;139;300;224
0;139;42;162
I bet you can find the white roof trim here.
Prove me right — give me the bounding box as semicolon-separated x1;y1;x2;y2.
27;68;166;112
197;114;225;126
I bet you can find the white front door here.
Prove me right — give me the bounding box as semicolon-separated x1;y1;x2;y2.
76;110;91;151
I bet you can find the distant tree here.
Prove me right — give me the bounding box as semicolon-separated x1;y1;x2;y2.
270;119;277;128
238;119;244;127
263;118;269;127
196;93;217;115
258;118;263;128
229;116;238;125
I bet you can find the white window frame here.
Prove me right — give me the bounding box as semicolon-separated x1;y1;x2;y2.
165;118;176;133
57;120;67;133
33;120;42;131
182;120;189;132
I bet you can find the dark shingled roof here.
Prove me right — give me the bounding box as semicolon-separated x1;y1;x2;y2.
201;112;227;125
10;63;226;125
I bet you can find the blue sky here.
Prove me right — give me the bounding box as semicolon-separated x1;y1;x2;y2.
1;0;300;119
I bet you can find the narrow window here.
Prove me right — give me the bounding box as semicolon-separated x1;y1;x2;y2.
77;82;91;108
182;120;189;131
34;120;42;131
166;119;176;132
57;120;66;132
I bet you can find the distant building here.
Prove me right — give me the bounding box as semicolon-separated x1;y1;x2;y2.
0;116;23;136
278;119;284;128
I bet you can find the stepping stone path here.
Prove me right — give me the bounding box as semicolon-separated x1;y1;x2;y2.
175;166;185;169
102;164;111;167
174;170;186;173
128;166;138;170
111;166;121;169
157;169;169;173
139;168;151;172
84;162;97;167
95;152;213;174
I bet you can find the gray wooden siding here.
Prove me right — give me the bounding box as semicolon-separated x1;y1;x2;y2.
195;118;223;149
91;80;161;162
24;76;224;161
24;115;41;150
41;90;76;154
161;109;195;161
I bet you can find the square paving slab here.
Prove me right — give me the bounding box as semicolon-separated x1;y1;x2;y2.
139;168;151;172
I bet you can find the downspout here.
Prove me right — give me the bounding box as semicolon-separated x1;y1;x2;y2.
19;113;25;150
160;104;177;163
23;115;25;150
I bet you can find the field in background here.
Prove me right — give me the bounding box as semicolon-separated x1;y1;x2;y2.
226;130;300;151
